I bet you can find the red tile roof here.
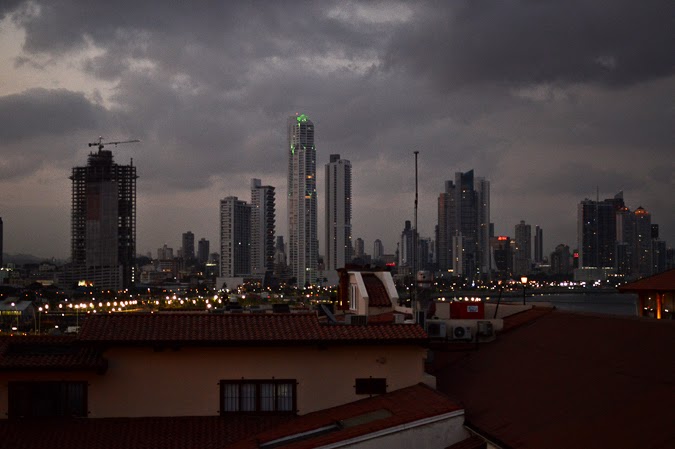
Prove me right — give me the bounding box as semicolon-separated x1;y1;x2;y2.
446;435;487;449
0;335;107;372
500;305;555;333
0;415;292;449
231;383;464;449
78;312;428;345
361;273;392;307
433;310;675;449
618;268;675;292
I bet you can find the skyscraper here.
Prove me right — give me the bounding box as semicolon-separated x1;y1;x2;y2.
373;239;384;262
577;193;623;268
68;148;137;290
250;178;276;277
437;170;490;279
182;231;195;260
514;220;532;275
0;217;3;268
197;238;210;264
325;154;352;271
219;196;251;277
534;226;543;264
287;113;317;286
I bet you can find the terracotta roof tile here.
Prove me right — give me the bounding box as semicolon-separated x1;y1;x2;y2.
231;383;463;449
434;310;675;449
361;273;392;307
78;312;428;345
0;335;107;372
0;415;291;449
618;268;675;292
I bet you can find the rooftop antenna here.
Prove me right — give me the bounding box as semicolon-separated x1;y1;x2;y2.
413;151;419;321
89;136;141;151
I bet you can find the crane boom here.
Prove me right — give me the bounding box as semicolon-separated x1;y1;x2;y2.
88;136;141;151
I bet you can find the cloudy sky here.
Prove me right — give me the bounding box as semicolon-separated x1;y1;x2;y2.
1;0;673;261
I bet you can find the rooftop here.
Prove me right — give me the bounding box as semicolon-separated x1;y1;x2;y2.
78;312;428;346
0;335;106;372
432;310;675;449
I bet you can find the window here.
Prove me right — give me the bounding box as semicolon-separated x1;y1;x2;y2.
8;381;87;418
349;284;357;310
220;379;296;414
354;378;387;395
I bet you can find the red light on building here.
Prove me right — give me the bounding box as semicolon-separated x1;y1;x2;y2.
573;252;579;259
497;236;508;241
386;262;396;267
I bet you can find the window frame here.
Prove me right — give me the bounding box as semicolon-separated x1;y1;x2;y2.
220;379;297;415
354;378;387;395
8;381;88;418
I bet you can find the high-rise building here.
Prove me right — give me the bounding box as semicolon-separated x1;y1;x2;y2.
157;244;173;260
354;238;365;258
490;236;512;276
373;239;384;262
287;113;317;286
68;148;137;290
577;193;623;268
182;231;195;260
325;154;352;271
219;196;251;277
634;207;652;277
250;178;276;277
514;221;532;275
550;244;571;276
437;170;490;279
534;226;543;263
0;216;3;267
197;238;210;264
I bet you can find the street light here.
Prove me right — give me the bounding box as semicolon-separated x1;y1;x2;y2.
520;276;528;305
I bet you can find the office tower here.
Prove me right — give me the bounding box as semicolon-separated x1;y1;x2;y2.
219;197;251;277
399;220;416;272
534;226;543;263
287;113;317;286
577;193;623;268
157;244;173;260
475;176;491;276
634;207;652;277
0;216;3;267
69;148;137;290
197;238;209;264
418;237;432;271
514;221;531;275
182;231;195;260
373;239;384;262
437;170;489;279
354;238;364;258
250;179;276;277
325;154;352;271
490;236;512;276
550;244;572;276
616;206;635;276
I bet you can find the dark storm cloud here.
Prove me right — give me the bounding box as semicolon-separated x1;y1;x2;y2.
3;0;674;255
386;1;675;88
0;88;106;141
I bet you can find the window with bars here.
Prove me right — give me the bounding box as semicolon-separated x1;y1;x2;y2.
8;381;87;418
220;379;296;414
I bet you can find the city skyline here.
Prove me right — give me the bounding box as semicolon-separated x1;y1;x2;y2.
1;1;673;260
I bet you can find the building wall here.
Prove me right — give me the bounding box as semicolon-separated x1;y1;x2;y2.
0;344;429;419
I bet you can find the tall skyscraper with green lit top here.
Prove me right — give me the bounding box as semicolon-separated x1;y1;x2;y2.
288;113;317;286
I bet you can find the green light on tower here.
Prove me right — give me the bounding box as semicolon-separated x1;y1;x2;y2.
296;113;309;123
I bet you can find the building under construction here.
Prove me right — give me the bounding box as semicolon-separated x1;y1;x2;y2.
67;147;137;291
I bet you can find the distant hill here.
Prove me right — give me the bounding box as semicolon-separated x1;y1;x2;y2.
2;253;65;265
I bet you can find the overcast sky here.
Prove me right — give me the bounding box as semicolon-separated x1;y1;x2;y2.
1;0;673;261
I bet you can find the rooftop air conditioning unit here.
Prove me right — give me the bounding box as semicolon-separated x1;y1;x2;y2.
345;314;368;326
425;320;447;339
452;325;473;341
477;320;494;337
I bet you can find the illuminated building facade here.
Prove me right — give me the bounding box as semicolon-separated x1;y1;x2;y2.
250;178;276;277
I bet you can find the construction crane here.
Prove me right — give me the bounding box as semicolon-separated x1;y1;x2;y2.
88;136;141;151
